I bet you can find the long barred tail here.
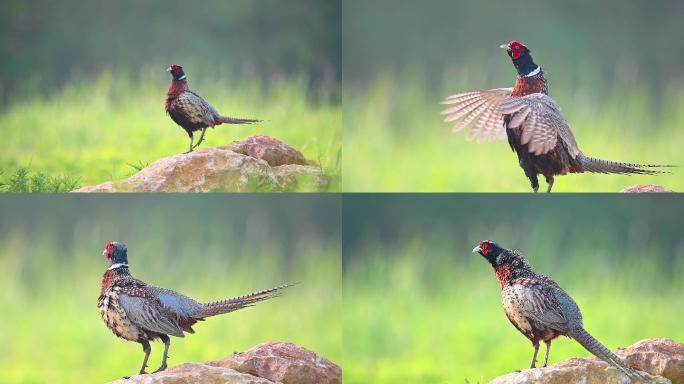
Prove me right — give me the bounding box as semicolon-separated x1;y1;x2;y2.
198;284;293;317
569;327;648;379
579;154;673;175
219;116;261;124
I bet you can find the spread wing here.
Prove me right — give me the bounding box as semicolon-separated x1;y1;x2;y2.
498;94;580;157
118;288;185;337
176;91;220;126
512;277;581;332
441;88;512;143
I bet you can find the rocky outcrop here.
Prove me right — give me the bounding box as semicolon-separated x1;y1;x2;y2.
616;339;684;384
108;342;341;384
621;184;673;193
489;338;682;384
213;342;341;384
74;136;327;192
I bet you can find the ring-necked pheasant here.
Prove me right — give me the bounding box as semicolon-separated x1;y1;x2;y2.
165;64;261;153
97;241;291;377
441;41;670;192
472;240;647;379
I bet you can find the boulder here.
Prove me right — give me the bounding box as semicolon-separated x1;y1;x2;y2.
489;338;681;384
108;363;275;384
107;341;341;384
73;136;327;192
616;338;684;384
212;341;342;384
621;184;673;193
224;135;309;166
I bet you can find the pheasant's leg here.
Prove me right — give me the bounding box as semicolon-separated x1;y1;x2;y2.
154;335;171;373
529;341;540;369
545;176;554;193
138;340;152;375
529;174;540;193
185;133;194;154
193;127;208;149
542;340;551;367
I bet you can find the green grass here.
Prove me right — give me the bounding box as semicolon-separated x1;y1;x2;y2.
0;196;342;383
343;234;684;384
342;72;684;192
0;69;341;191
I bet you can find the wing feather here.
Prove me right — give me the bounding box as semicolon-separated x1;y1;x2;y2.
441;88;511;142
499;94;580;157
118;292;185;337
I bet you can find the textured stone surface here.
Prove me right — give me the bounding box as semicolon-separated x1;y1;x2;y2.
621;184;673;193
108;363;274;384
224;135;308;166
616;338;684;384
73;136;326;192
107;341;340;384
489;338;679;384
213;342;342;384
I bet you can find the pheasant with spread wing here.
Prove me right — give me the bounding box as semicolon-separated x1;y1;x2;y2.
442;41;670;192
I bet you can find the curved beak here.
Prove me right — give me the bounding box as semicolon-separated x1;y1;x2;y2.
102;249;108;259
499;43;510;50
166;67;172;72
472;245;481;254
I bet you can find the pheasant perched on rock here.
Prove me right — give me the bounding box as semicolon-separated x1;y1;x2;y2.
442;41;670;192
472;240;647;379
165;64;261;153
97;241;290;377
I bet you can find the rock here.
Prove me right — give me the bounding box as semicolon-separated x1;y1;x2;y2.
73;136;327;192
621;184;673;193
616;339;684;384
224;135;308;166
109;363;275;384
107;342;340;384
489;358;668;384
489;338;681;384
212;342;342;384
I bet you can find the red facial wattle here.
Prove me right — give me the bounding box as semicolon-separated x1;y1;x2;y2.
104;242;112;259
509;41;525;60
480;241;490;255
169;64;182;76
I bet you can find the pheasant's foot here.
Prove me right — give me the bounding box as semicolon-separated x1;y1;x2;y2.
153;364;167;373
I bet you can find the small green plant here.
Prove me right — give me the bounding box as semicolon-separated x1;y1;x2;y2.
126;160;149;172
1;168;81;192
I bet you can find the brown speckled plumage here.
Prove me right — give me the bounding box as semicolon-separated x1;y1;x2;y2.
97;242;290;377
473;240;647;378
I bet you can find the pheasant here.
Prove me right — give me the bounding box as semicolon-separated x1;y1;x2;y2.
441;41;670;192
165;64;261;153
472;240;647;379
97;241;291;377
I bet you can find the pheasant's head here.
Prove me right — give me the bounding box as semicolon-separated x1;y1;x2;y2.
499;41;539;77
472;240;507;266
167;64;186;81
103;241;128;269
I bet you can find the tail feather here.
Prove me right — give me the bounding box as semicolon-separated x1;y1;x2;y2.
198;283;293;318
579;154;673;175
219;116;261;124
569;327;647;379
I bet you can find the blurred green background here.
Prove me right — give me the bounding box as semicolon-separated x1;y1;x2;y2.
0;0;341;191
342;0;684;192
0;195;341;383
343;194;684;383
